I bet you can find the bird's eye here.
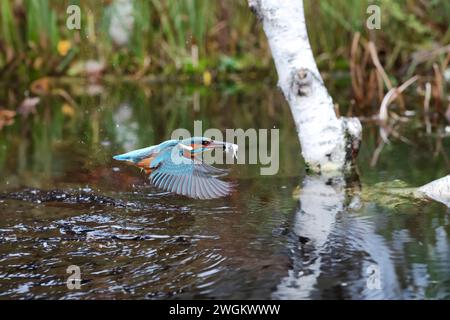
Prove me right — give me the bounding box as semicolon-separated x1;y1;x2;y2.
202;140;210;146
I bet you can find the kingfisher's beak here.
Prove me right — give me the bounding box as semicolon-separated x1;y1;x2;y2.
209;141;239;159
209;140;227;151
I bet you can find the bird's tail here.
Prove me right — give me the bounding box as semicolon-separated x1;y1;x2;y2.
112;146;156;163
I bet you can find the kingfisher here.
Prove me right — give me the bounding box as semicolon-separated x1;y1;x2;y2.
113;137;238;200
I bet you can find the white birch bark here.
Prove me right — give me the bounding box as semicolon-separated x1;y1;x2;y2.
249;0;362;172
418;175;450;207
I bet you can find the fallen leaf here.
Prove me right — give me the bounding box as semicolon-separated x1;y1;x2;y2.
33;57;44;70
0;109;16;130
57;40;72;56
31;77;51;95
86;60;105;83
18;97;40;118
62;103;75;117
203;70;212;86
85;60;105;76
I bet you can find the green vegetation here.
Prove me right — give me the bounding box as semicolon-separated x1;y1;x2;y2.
0;1;448;80
0;0;448;126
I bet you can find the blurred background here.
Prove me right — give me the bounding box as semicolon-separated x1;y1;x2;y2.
0;0;448;94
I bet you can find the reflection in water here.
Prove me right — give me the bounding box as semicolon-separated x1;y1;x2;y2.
114;104;139;152
275;174;450;299
0;81;449;299
275;174;400;299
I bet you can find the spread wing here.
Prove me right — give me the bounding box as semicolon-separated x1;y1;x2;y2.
113;140;178;163
149;146;233;199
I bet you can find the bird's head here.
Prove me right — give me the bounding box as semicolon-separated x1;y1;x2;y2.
180;137;227;155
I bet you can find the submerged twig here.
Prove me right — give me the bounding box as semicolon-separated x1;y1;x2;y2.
350;33;364;102
424;82;432;134
368;41;393;90
378;75;419;124
370;140;385;167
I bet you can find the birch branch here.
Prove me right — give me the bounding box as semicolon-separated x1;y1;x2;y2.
249;0;362;173
418;175;450;207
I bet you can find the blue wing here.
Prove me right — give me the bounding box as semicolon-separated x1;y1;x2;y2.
150;146;232;200
113;140;178;163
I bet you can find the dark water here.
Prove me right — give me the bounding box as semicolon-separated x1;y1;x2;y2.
0;80;449;299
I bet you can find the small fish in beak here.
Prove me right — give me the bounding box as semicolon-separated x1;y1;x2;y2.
225;142;238;160
208;140;238;160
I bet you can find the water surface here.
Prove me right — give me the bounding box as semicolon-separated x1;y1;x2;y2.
0;80;449;299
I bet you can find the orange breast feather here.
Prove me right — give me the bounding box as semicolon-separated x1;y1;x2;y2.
136;156;154;175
